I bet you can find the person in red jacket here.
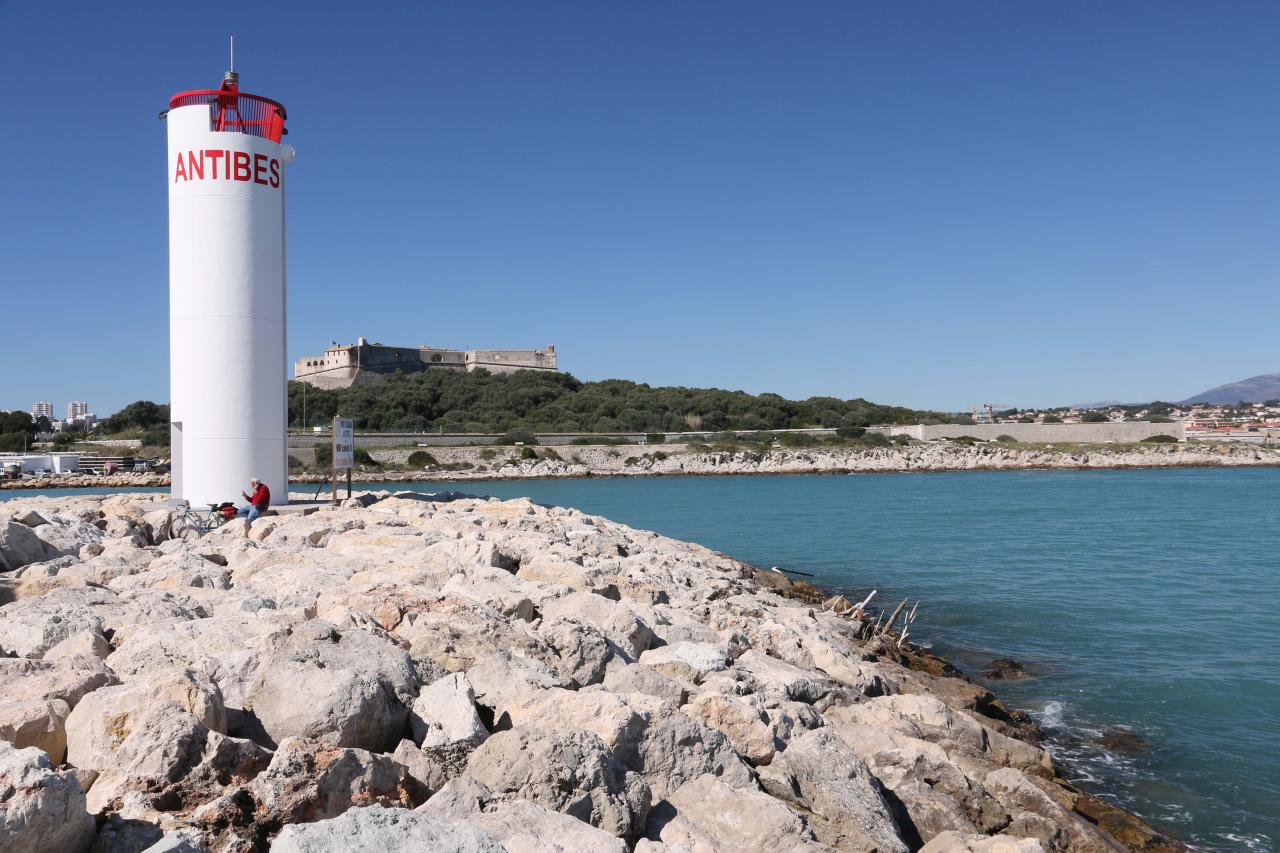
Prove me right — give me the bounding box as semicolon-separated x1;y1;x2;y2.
237;477;271;521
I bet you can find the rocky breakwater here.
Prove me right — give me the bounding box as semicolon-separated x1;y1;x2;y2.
0;491;1185;852
364;440;1280;481
1;472;170;491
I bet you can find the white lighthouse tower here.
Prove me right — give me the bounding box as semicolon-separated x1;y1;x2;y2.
165;56;293;507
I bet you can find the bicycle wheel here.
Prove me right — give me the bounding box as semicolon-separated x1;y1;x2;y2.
175;519;202;541
207;512;226;531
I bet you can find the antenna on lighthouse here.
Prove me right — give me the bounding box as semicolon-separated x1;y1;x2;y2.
224;35;239;85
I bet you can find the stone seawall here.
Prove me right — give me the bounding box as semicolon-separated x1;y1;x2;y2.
0;491;1185;851
6;443;1276;492
359;441;1279;481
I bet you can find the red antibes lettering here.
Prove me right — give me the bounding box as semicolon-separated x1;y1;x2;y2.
205;149;223;180
233;151;252;182
253;153;268;185
269;158;280;188
174;153;187;182
186;151;204;180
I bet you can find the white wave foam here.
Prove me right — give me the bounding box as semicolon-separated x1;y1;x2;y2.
1222;833;1272;852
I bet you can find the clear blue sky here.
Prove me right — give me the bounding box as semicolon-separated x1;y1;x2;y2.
2;1;1276;416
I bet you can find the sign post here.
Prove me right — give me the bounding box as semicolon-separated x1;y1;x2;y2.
332;416;354;505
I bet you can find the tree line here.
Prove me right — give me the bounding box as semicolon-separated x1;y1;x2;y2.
287;369;949;434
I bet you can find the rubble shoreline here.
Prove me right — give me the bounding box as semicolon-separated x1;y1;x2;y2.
5;441;1278;492
0;489;1189;851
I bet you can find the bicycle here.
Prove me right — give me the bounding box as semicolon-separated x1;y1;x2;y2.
172;502;229;540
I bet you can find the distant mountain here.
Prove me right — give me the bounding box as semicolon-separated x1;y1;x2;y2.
1181;373;1280;405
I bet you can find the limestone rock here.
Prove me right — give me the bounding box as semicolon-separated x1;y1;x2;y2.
823;709;1010;838
44;629;111;661
540;591;657;659
65;672;227;775
920;830;1045;852
409;673;487;772
683;692;775;765
243;620;420;752
462;727;651;840
0;741;95;853
32;515;105;560
393;595;558;674
0;656;118;762
537;616;616;686
643;773;827;852
637;641;729;683
465;650;572;717
269;805;504;853
0;521;47;572
82;701;271;815
105;614;283;736
443;797;628;853
139;827;210;852
614;707;754;801
502;687;649;755
983;768;1125;853
440;567;538;623
391;739;448;793
759;727;907;853
247;737;429;827
0;587;110;658
602;665;689;706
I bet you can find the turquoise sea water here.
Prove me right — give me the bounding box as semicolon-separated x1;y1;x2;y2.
5;468;1277;850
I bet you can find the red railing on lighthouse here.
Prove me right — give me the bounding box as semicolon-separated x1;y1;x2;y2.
169;80;287;143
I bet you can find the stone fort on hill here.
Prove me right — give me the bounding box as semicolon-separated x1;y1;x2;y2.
294;337;558;389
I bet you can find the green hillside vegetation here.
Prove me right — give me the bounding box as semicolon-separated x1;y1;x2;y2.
288;369;947;434
0;411;39;453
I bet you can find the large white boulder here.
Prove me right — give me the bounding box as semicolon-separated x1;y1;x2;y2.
643;773;827;852
243;620;420;752
0;521;47;572
269;806;504;853
759;727;907;853
65;671;226;775
0;741;94;853
462;727;651;841
0;656;118;762
410;673;487;769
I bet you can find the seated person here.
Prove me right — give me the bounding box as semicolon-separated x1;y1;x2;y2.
238;477;271;520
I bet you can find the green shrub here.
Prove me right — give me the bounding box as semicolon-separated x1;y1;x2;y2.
520;446;538;460
354;448;379;467
1043;415;1064;424
780;433;819;448
996;434;1017;443
649;451;668;461
480;448;497;460
645;433;666;445
288;455;305;472
407;450;438;467
892;434;909;445
864;432;892;447
570;437;593;445
623;456;639;466
1141;434;1179;444
1082;412;1109;423
835;426;867;439
540;448;562;461
945;435;979;446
